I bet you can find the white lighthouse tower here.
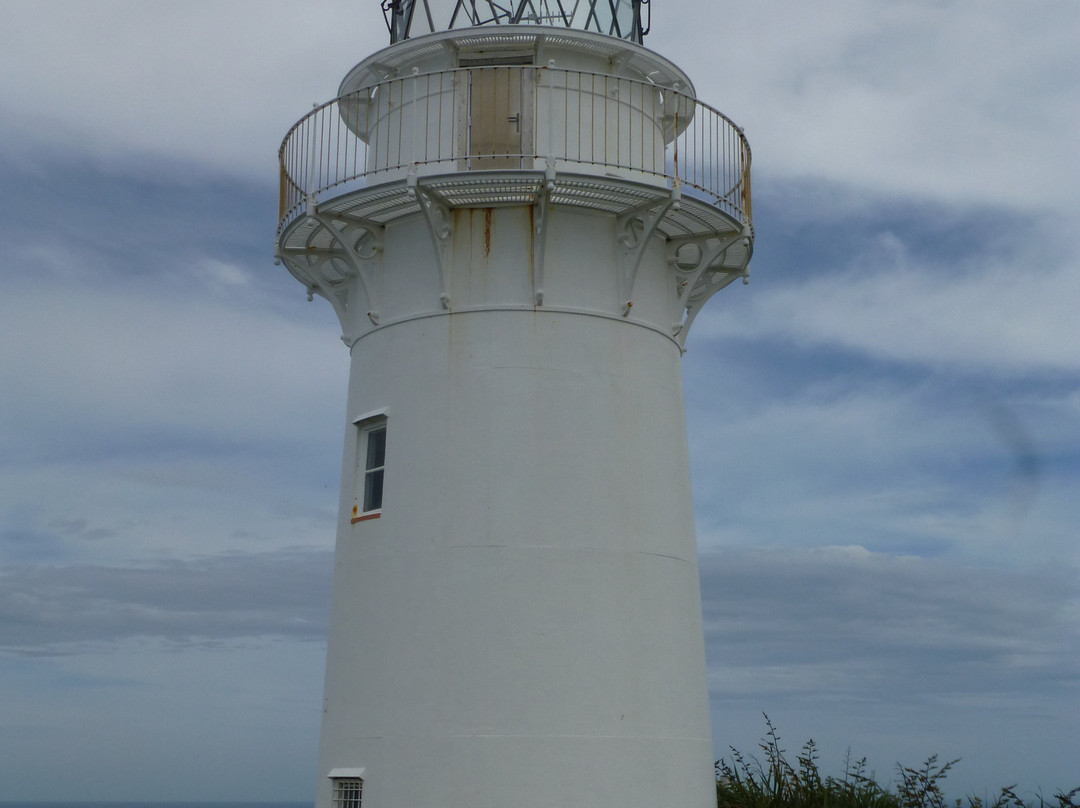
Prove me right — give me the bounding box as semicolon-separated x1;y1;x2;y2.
274;3;752;807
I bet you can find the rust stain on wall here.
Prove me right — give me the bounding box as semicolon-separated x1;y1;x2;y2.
527;205;535;292
483;208;493;257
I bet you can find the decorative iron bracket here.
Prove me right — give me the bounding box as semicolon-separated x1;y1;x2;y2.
315;211;386;341
278;247;355;344
616;190;675;316
277;204;385;346
532;165;555;306
410;175;454;310
669;225;752;349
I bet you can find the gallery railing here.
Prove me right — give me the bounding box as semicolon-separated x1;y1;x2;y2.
278;65;751;235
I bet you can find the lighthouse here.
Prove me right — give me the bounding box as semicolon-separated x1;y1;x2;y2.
274;3;753;807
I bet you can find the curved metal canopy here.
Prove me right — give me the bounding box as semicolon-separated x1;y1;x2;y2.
382;0;650;44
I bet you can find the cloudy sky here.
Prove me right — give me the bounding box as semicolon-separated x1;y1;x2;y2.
1;0;1077;802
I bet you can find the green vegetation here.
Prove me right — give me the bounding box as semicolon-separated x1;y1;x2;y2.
716;716;1079;808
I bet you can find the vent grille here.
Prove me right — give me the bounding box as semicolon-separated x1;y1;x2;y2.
332;778;363;808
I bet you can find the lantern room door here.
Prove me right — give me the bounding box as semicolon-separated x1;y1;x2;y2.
466;65;534;170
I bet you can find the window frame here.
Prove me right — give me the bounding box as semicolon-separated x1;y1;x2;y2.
352;413;388;523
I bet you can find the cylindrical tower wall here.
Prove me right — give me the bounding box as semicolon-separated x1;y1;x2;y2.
332;30;689;183
344;66;671;179
313;206;715;808
352;71;459;177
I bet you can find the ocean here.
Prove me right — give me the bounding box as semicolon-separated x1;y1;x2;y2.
0;803;312;808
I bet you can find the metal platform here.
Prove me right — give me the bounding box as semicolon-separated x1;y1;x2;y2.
280;168;749;270
276;166;752;349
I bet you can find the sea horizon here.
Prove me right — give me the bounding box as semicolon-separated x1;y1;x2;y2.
0;802;313;808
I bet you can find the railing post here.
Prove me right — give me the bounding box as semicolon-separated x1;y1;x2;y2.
278;161;287;223
307;106;320;215
546;60;556;171
672;107;679;190
411;67;420;171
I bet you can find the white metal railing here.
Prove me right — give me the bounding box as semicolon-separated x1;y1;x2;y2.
278;65;751;235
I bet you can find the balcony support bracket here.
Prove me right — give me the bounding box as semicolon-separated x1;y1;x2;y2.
277;204;386;346
669;225;753;350
319;212;386;340
532;166;555;306
616;191;674;316
411;175;454;310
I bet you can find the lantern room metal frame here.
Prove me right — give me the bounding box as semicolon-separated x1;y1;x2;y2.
383;0;650;44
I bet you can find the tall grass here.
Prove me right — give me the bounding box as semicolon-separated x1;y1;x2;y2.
716;715;1079;808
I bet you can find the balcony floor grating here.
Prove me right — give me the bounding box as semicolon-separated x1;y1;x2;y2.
280;170;745;255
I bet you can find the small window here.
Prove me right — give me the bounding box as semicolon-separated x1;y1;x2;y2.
362;424;386;511
332;777;363;808
352;417;387;522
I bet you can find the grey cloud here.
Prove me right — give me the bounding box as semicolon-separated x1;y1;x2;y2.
0;549;333;654
700;547;1080;703
48;518;116;541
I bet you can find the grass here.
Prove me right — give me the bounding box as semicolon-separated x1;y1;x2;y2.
716;715;1079;808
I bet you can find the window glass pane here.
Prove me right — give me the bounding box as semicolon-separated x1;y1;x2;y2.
355;419;386;516
366;426;386;470
589;0;635;37
364;468;384;512
614;0;635;36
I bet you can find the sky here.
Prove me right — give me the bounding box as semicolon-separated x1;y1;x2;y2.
1;0;1077;802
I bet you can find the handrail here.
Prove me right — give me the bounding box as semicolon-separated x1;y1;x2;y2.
277;65;751;236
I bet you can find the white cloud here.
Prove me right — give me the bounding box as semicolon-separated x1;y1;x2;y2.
0;0;380;181
0;193;348;566
0;273;346;449
194;257;254;290
695;218;1080;377
659;1;1080;211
